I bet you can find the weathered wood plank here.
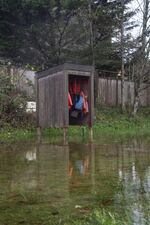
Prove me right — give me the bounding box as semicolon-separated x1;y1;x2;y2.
38;78;45;128
36;63;93;79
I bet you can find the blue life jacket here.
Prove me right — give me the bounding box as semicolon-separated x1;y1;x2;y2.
75;96;84;110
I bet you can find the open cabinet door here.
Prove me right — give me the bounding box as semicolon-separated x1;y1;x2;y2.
68;74;92;126
38;71;68;128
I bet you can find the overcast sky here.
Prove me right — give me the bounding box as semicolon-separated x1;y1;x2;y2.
128;0;144;37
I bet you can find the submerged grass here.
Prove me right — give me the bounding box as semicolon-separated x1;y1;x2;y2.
0;195;128;225
0;108;149;224
71;209;127;225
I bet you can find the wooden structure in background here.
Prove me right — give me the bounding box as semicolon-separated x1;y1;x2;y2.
98;78;150;107
35;63;94;138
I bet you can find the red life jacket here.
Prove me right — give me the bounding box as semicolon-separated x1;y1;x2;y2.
72;79;81;94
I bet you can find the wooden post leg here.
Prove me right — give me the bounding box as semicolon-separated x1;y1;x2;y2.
37;127;42;143
37;127;42;136
89;127;93;142
90;142;95;194
63;127;68;145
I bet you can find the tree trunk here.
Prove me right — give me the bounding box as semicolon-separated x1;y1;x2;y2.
133;94;140;116
121;0;126;112
89;0;97;107
121;63;126;112
132;0;149;116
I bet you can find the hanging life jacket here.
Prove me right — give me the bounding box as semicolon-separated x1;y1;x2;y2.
72;79;81;94
75;95;84;110
68;93;73;109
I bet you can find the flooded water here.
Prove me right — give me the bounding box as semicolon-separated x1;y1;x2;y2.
0;137;150;224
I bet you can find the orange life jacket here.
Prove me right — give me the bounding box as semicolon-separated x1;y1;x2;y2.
68;93;73;109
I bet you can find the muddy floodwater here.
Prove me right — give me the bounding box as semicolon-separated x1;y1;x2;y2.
0;136;150;224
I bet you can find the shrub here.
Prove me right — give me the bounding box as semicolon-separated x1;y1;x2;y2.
0;70;27;128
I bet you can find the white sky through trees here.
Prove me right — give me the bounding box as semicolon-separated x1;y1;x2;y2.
129;0;145;37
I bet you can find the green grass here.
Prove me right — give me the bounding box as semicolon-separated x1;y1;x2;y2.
0;127;36;143
93;107;150;138
0;107;150;142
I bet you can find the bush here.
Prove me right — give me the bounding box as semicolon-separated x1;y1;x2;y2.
0;70;27;128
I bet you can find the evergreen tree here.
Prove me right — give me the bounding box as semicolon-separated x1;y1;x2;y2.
0;0;136;72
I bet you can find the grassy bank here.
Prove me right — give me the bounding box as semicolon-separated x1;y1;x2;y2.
94;107;150;138
0;108;150;142
0;127;36;143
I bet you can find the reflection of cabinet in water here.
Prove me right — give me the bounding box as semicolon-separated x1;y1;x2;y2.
36;63;94;129
37;144;69;199
69;157;89;176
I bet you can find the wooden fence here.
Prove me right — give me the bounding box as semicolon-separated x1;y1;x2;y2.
1;66;150;107
98;78;150;106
